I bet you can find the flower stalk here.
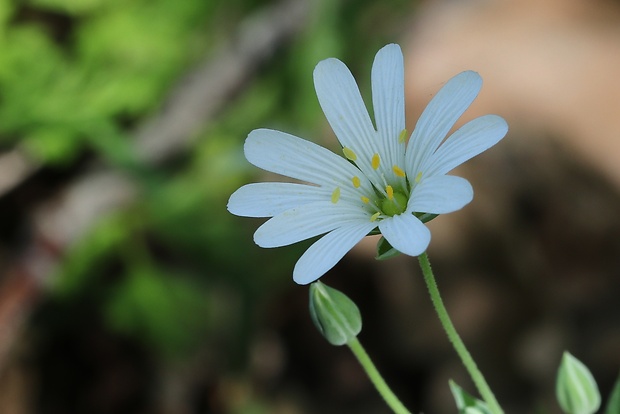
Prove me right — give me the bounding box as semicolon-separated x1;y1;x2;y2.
347;337;412;414
418;252;504;414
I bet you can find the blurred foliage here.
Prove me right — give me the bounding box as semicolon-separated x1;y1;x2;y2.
105;264;211;356
0;0;418;398
0;0;213;162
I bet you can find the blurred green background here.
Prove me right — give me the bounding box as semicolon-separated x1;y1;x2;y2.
0;0;618;413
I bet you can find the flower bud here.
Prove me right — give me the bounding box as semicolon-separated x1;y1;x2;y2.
449;380;490;414
309;281;362;346
556;351;601;414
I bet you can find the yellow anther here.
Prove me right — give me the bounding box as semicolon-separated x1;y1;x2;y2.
371;153;380;170
343;147;357;161
386;185;394;200
361;196;370;204
398;129;408;143
370;212;381;222
392;165;406;178
415;171;423;183
352;176;361;188
331;187;341;204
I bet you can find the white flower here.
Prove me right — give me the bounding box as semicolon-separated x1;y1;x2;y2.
228;44;508;285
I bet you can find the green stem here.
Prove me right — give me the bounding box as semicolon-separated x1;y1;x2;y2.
418;252;504;414
347;337;412;414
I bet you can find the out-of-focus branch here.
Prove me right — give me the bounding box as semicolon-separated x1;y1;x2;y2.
0;149;40;198
134;0;309;163
0;0;310;369
36;0;310;248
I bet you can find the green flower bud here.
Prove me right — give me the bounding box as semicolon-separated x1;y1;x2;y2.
309;281;362;346
556;352;601;414
464;408;487;414
449;380;491;414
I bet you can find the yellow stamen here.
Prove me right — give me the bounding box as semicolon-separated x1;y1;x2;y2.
343;147;357;161
352;176;361;188
386;185;394;200
415;171;423;183
398;128;408;143
392;165;406;178
370;212;381;222
331;187;341;204
361;196;370;204
371;153;380;170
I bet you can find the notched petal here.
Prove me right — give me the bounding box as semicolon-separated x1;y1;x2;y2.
424;114;508;176
378;214;430;257
227;182;328;218
409;175;473;214
406;71;483;175
254;201;369;248
293;222;377;284
244;128;360;187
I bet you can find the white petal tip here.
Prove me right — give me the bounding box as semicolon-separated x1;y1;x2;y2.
455;70;483;89
377;43;402;55
292;272;320;285
292;249;333;285
252;229;275;249
491;115;509;136
459;70;481;80
313;57;344;77
226;188;247;216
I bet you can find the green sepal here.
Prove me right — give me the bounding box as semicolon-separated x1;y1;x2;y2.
309;281;362;346
556;352;601;414
368;213;438;238
604;371;620;414
417;212;438;223
376;236;402;260
449;380;491;414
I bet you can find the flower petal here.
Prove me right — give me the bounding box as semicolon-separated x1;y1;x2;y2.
245;129;373;193
313;57;386;188
408;175;473;214
423;115;508;176
371;44;406;180
378;214;430;256
405;71;482;177
293;221;377;285
254;201;370;248
228;182;328;218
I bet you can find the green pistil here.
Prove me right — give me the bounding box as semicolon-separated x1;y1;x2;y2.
381;191;408;216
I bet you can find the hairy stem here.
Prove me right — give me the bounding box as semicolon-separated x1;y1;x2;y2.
418;252;504;414
347;337;412;414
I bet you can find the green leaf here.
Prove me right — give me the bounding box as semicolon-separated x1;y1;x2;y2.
53;213;132;297
604;372;620;414
449;380;491;414
375;236;401;260
29;0;105;15
104;266;211;357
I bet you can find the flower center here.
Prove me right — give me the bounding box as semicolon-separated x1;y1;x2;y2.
342;133;413;221
380;190;408;216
